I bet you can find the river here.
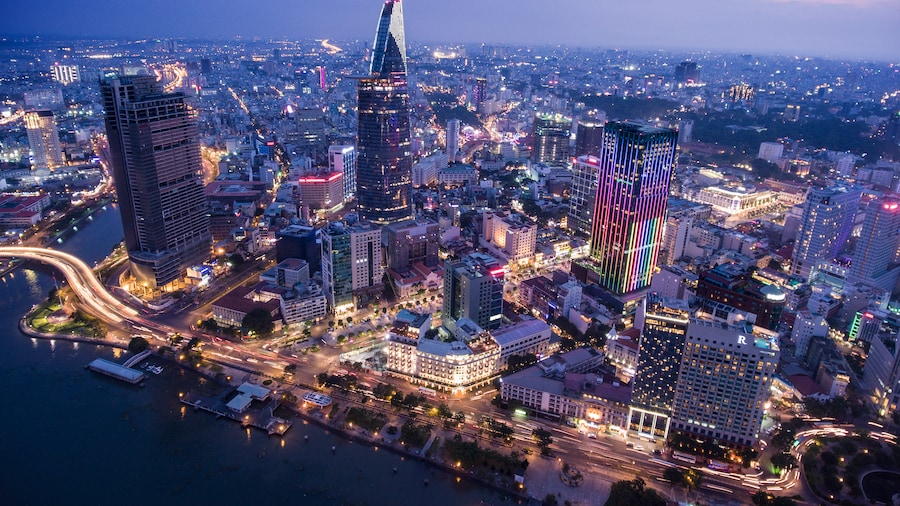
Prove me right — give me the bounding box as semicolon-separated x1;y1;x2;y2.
0;205;511;505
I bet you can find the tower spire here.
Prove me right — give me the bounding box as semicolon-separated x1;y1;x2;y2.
370;0;407;77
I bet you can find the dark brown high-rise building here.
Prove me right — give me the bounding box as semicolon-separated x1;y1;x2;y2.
101;74;210;288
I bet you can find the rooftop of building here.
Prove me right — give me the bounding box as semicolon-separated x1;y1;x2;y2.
564;372;632;404
491;317;550;347
275;258;309;271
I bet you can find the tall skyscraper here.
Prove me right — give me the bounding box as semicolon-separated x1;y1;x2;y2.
674;61;699;84
568;155;600;237
328;145;357;201
356;0;413;225
791;185;860;280
443;253;505;330
589;122;678;294
446;119;460;163
671;317;779;447
473;77;487;111
101;74;211;289
24;110;64;170
321;222;383;313
628;294;691;441
850;198;900;289
294;108;326;157
573;121;604;157
531;113;571;165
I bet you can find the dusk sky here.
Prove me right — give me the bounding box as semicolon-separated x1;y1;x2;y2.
2;0;898;61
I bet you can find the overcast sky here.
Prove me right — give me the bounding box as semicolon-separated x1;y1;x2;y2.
2;0;897;61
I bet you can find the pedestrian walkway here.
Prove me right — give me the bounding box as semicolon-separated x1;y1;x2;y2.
525;454;612;506
422;432;439;454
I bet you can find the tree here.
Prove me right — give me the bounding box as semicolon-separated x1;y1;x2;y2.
604;478;666;506
242;308;274;337
771;452;797;472
228;253;245;266
199;318;219;332
532;428;553;450
437;403;453;419
752;491;797;506
128;336;150;354
663;467;684;486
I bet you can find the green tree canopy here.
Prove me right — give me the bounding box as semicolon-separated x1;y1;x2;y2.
604;478;666;506
242;308;274;336
128;336;149;354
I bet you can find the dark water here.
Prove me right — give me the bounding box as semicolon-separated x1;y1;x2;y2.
0;206;509;505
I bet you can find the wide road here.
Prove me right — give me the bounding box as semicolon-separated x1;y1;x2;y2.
0;245;304;378
0;246;140;324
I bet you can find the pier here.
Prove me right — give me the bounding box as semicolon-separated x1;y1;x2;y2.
86;358;145;384
180;386;291;436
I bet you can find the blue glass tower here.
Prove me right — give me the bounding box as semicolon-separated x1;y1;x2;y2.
356;0;413;225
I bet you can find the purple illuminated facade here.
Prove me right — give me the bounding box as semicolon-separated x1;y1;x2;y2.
588;122;677;294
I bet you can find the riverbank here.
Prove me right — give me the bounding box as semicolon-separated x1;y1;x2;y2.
283;401;531;503
20;311;532;503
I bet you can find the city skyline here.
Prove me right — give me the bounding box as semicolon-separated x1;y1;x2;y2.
0;0;897;61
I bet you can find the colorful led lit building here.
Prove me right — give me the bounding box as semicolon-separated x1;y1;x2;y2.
588;122;678;295
356;0;413;225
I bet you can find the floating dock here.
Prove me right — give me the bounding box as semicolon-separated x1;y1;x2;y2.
181;389;291;436
87;358;145;384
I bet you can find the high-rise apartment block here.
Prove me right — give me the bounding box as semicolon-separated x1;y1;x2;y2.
51;63;80;85
628;295;691;441
297;172;344;214
356;0;413;225
482;211;537;266
328;145;357;201
472;77;487;110
101;74;211;288
674;61;699;84
321;222;383;313
850;198;900;290
671;318;779;447
446;119;460;163
384;218;440;273
294;108;326;158
568;155;600;237
589;122;677;294
443;253;505;330
24;110;65;170
573;121;604;157
791;185;860;280
531;113;571;165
